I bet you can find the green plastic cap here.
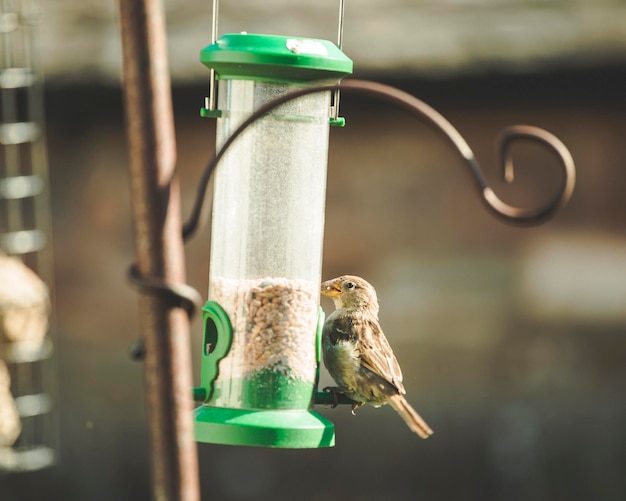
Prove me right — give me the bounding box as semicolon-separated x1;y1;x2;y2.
201;33;353;83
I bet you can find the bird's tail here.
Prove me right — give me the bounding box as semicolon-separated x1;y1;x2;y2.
388;394;434;439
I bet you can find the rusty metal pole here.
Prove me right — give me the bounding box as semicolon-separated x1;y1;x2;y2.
117;1;200;500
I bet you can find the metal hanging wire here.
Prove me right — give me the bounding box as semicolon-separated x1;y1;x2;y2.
203;0;347;120
0;0;57;472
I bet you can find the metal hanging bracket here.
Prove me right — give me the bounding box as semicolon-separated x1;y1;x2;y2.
200;0;348;124
201;0;221;118
330;0;346;126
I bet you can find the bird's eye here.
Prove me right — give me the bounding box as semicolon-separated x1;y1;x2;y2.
345;282;356;290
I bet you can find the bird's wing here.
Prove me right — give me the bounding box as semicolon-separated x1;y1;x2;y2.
356;314;406;394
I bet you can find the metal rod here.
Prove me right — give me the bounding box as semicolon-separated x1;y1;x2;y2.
116;1;200;500
337;0;345;49
183;80;575;236
332;0;345;121
208;0;219;111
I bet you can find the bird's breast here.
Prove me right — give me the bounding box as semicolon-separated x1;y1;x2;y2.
322;337;362;391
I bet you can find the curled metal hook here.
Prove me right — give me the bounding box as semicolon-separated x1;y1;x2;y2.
488;125;576;223
183;79;576;238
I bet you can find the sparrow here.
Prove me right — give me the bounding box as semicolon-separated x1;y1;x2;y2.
321;275;433;439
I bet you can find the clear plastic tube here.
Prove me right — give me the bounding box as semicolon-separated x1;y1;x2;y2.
208;80;330;409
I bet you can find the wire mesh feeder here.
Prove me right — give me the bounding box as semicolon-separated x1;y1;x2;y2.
0;0;57;472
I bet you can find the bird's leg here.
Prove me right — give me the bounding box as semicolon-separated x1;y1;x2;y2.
323;386;349;408
351;402;364;415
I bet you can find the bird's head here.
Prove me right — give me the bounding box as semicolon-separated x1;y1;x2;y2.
320;275;379;314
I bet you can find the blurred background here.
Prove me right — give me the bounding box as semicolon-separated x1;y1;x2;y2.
2;0;626;499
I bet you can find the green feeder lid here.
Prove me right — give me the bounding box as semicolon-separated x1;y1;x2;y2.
200;33;353;83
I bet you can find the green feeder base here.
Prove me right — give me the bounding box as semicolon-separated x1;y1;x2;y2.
194;406;335;448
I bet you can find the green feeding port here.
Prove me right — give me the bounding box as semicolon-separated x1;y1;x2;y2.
193;33;352;449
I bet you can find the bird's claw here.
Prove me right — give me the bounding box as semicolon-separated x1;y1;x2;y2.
351;402;363;416
323;386;347;409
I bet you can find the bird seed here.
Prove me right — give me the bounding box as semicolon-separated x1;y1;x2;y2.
209;277;319;384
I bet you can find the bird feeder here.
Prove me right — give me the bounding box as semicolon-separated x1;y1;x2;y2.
187;1;577;451
193;14;352;447
0;0;57;472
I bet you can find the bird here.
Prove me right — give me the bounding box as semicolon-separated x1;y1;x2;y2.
320;275;433;439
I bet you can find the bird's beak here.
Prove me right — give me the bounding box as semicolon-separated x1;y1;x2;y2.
320;280;341;297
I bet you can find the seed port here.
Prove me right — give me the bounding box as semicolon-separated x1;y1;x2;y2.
204;316;218;357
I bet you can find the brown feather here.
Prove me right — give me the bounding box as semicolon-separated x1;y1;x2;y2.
388;394;434;439
356;312;405;394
